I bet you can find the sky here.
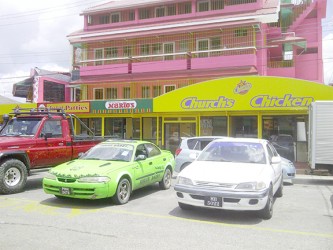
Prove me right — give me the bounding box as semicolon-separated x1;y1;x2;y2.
0;0;332;103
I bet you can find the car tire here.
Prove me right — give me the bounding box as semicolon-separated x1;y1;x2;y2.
275;175;283;198
159;168;172;190
112;178;131;205
259;185;274;220
0;159;27;194
178;202;193;210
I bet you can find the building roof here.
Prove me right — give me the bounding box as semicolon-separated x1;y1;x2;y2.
12;68;71;98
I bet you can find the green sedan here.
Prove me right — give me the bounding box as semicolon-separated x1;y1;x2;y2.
43;140;175;204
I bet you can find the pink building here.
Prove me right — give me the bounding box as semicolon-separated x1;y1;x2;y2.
67;0;327;101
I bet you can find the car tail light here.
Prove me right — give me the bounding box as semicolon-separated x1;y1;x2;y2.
175;148;182;156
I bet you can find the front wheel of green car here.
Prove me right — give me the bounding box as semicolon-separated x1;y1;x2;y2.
112;178;131;205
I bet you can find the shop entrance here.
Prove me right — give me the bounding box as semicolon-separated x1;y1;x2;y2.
230;116;258;138
164;122;196;154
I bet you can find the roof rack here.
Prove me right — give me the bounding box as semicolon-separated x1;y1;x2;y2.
10;107;67;118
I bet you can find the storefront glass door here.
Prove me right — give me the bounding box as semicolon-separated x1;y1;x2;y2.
231;116;258;138
164;122;196;154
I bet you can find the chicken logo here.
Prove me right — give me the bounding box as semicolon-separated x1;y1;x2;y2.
234;80;252;95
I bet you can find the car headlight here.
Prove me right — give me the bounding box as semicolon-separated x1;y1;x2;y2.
77;176;111;183
44;172;57;180
177;176;193;185
235;182;266;191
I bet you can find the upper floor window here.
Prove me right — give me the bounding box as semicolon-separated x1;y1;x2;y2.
152;43;162;55
129;11;135;21
88;15;93;25
123;87;131;99
140;44;150;55
105;47;118;58
197;0;224;12
99;15;110;24
167;5;176;16
197;39;209;57
123;46;132;57
155;7;166;17
142;86;150;98
94;88;104;100
106;88;118;99
153;86;161;97
211;0;224;10
111;12;120;23
198;0;209;12
179;2;192;14
94;49;103;66
235;29;248;37
164;85;176;93
139;8;151;19
163;43;175;60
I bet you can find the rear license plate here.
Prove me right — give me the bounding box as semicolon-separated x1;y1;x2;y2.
204;196;222;207
60;187;72;195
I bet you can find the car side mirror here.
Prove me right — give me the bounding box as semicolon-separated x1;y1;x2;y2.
271;156;281;164
44;132;53;140
136;155;147;161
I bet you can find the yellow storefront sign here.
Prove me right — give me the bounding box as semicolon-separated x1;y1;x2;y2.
154;76;333;112
40;102;90;113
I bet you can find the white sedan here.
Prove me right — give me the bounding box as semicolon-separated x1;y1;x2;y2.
174;138;283;220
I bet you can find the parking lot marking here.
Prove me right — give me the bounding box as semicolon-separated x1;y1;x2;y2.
106;209;333;240
1;196;333;239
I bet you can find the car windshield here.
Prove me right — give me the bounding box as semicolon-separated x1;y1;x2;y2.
197;141;266;164
0;118;42;136
82;143;134;162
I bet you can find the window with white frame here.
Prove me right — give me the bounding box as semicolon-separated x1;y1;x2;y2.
163;42;175;60
106;88;118;99
196;39;209;57
88;15;93;25
94;88;104;100
142;86;150;98
211;37;221;56
164;85;176;93
111;12;120;23
94;49;103;65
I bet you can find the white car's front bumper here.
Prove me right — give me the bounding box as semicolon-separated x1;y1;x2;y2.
174;184;269;211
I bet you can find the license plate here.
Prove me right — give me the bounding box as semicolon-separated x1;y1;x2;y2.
204;196;222;207
60;187;72;195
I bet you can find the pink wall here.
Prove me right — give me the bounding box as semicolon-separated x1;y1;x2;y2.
295;54;319;82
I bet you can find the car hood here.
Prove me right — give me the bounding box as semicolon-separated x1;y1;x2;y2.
179;161;267;183
50;159;133;178
0;136;35;149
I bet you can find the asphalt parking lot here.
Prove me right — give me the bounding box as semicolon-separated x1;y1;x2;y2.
0;170;332;250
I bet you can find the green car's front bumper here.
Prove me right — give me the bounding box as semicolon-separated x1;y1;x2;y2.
43;178;117;199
